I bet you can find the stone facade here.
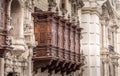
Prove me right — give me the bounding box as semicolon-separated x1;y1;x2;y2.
0;0;120;76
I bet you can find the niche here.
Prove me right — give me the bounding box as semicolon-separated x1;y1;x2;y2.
10;0;22;37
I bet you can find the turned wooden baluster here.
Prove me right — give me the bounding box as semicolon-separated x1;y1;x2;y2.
57;17;63;59
70;22;75;61
72;24;77;62
64;21;69;60
77;28;81;62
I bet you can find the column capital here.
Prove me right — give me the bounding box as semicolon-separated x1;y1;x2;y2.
82;0;107;16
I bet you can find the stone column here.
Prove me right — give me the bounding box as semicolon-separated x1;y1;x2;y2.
28;48;33;76
101;20;108;53
115;65;118;76
104;62;109;76
117;25;120;76
19;7;24;38
0;58;4;76
81;1;107;76
81;8;101;76
112;26;118;53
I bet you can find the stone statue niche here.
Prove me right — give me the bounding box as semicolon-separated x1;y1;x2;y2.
10;0;21;37
9;0;25;55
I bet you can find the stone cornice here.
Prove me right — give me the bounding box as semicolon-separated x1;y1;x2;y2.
81;7;101;17
106;0;120;27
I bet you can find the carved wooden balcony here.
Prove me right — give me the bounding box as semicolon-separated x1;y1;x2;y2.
32;11;82;74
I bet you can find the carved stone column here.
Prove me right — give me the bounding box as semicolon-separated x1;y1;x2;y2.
19;6;24;38
27;47;33;76
100;19;109;53
104;61;109;76
115;65;118;76
101;52;110;76
112;25;118;53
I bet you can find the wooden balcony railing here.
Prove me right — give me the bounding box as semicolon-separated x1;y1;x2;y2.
32;11;82;74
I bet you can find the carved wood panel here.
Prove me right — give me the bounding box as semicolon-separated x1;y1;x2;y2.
70;28;74;52
73;29;76;53
58;24;62;48
75;32;79;53
51;21;57;46
64;26;69;50
62;24;65;49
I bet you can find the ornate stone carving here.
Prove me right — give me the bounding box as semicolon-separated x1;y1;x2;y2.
48;0;56;11
69;0;84;9
25;0;33;10
4;52;28;76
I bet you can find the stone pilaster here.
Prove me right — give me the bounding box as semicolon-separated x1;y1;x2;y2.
0;58;4;76
117;27;120;75
81;8;101;76
103;60;109;76
81;1;106;76
100;19;109;53
112;25;118;53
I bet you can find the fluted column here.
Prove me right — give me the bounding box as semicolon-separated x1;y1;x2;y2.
19;7;24;38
